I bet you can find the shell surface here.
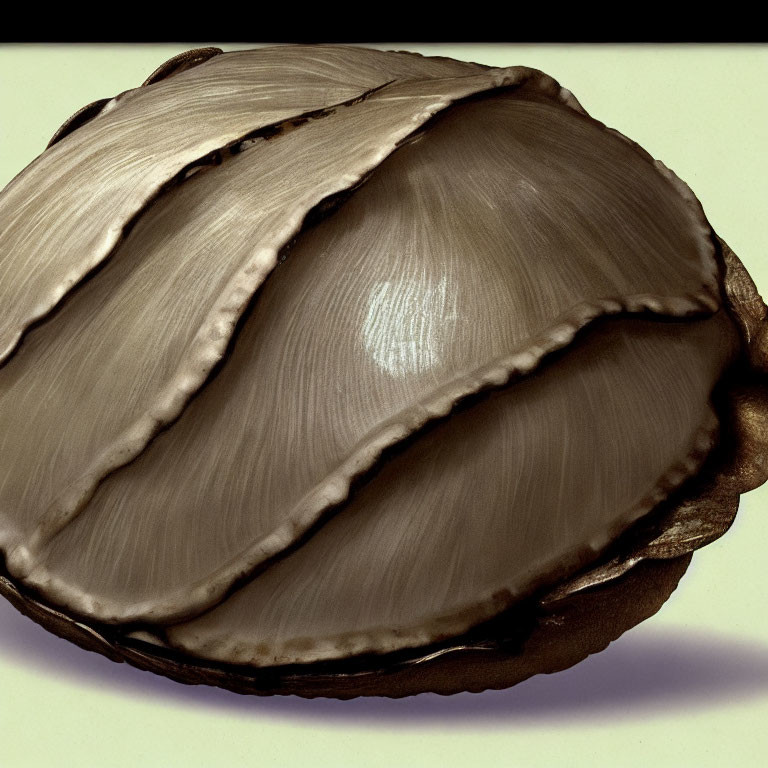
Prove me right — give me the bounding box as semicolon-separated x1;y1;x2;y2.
0;45;765;697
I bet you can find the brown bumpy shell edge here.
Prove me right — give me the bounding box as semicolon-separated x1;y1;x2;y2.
0;236;765;698
46;47;224;149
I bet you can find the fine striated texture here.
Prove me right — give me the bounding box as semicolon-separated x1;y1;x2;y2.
6;87;727;624
0;45;483;367
0;45;764;697
0;69;567;568
165;311;738;665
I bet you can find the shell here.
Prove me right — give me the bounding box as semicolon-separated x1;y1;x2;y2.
0;45;766;698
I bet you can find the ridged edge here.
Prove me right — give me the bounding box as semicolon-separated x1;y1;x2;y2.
165;412;721;666
7;61;726;626
45;48;225;151
0;238;763;697
6;68;578;585
0;48;765;692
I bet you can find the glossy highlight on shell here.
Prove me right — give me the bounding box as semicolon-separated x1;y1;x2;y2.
0;45;766;698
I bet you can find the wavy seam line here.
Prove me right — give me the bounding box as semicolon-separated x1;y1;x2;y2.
5;66;725;628
11;293;721;624
0;79;402;370
10;68;585;565
167;410;721;666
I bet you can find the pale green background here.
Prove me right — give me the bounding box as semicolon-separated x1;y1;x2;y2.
0;43;766;768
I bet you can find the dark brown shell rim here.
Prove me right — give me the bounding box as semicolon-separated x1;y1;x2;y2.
0;237;765;698
46;48;224;150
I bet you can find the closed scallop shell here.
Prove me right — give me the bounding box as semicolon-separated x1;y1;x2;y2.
0;45;765;698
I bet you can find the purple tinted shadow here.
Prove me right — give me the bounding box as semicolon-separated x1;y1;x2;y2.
2;597;767;726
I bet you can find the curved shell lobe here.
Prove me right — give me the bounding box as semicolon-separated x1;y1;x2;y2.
164;310;737;666
0;47;743;667
0;45;485;367
0;67;550;560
